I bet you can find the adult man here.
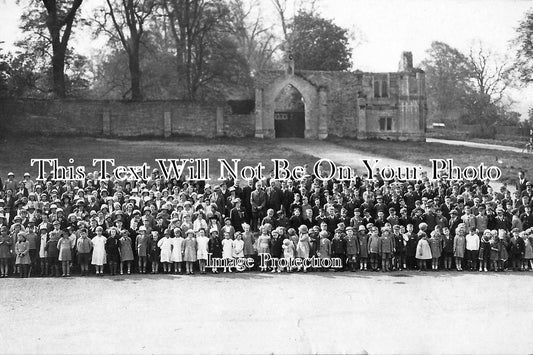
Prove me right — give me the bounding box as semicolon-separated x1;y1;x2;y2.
250;182;266;231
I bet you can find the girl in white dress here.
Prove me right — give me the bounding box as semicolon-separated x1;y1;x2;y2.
91;226;107;275
171;228;185;274
232;232;245;272
221;231;233;273
157;230;173;273
196;228;210;274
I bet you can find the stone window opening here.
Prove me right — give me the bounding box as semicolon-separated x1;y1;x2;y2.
379;116;393;131
373;79;389;98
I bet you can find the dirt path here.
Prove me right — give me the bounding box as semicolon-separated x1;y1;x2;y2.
427;138;525;153
279;139;507;190
278;139;426;176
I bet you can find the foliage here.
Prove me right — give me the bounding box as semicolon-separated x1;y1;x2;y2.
289;11;352;71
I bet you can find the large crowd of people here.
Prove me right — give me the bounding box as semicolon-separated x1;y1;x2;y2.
1;167;532;278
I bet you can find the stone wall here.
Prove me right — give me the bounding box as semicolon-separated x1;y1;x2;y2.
0;98;255;138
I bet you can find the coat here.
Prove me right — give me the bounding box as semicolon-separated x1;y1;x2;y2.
346;235;359;255
119;236;134;261
428;236;442;259
453;235;466;258
15;241;31;264
318;238;331;259
416;238;432;260
157;237;173;263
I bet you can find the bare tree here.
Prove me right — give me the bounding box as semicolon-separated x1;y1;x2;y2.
93;0;157;100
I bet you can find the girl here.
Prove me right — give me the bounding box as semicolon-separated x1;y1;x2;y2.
157;230;173;274
208;228;222;274
441;227;454;270
317;231;331;272
196;228;210;274
149;231;160;274
171;228;185;274
232;232;244;272
490;230;502;272
478;230;491;272
282;237;296;272
222;231;233;273
453;224;466;271
256;226;271;272
0;226;13;277
221;218;235;240
136;226;149;274
45;231;60;277
183;229;197;275
119;230;134;275
296;225;311;272
15;233;31;278
415;231;432;271
106;227;121;276
428;230;442;271
91;226;107;276
57;231;72;277
242;223;255;261
76;228;92;276
38;226;48;276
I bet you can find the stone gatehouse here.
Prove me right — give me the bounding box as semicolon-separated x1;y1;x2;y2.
253;52;427;141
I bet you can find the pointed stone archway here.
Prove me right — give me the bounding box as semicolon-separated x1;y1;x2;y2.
255;74;328;139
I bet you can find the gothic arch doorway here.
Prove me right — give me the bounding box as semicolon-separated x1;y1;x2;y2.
273;84;305;138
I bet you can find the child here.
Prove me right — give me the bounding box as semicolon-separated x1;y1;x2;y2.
0;226;13;277
208;228;222;274
428;230;442;271
232;232;244;272
76;228;92;276
256;226;271;272
465;227;480;271
119;230;134;275
136;226;149;274
57;231;72;277
509;228;524;271
270;229;284;273
196;228;210;274
157;230;173;274
415;231;432;271
367;227;380;271
149;231;161;274
38;226;48;276
171;228;185;274
378;227;394;272
221;231;233;273
478;230;491;272
441;227;454;270
45;230;61;277
242;223;255;261
522;230;533;271
183;229;197;275
15;233;31;278
91;226;107;276
490;230;502;272
106;227;121;276
453;225;466;271
317;231;331;271
345;227;359;272
296;225;311;272
332;229;347;272
357;225;368;271
282;237;295;272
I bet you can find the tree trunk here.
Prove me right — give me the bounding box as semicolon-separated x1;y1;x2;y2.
51;44;66;98
129;43;143;101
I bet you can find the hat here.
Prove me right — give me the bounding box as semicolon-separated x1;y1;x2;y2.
210;228;218;234
53;220;60;225
7;172;14;176
139;226;146;232
186;229;195;236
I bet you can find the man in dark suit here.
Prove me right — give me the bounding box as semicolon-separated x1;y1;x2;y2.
250;182;267;232
516;171;528;195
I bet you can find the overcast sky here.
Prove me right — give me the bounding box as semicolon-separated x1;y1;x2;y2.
1;0;532;118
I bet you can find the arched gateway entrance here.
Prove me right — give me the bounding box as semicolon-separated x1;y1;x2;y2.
274;84;305;138
254;73;328;139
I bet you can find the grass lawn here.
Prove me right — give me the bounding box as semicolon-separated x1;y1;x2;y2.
0;136;319;181
329;137;531;185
